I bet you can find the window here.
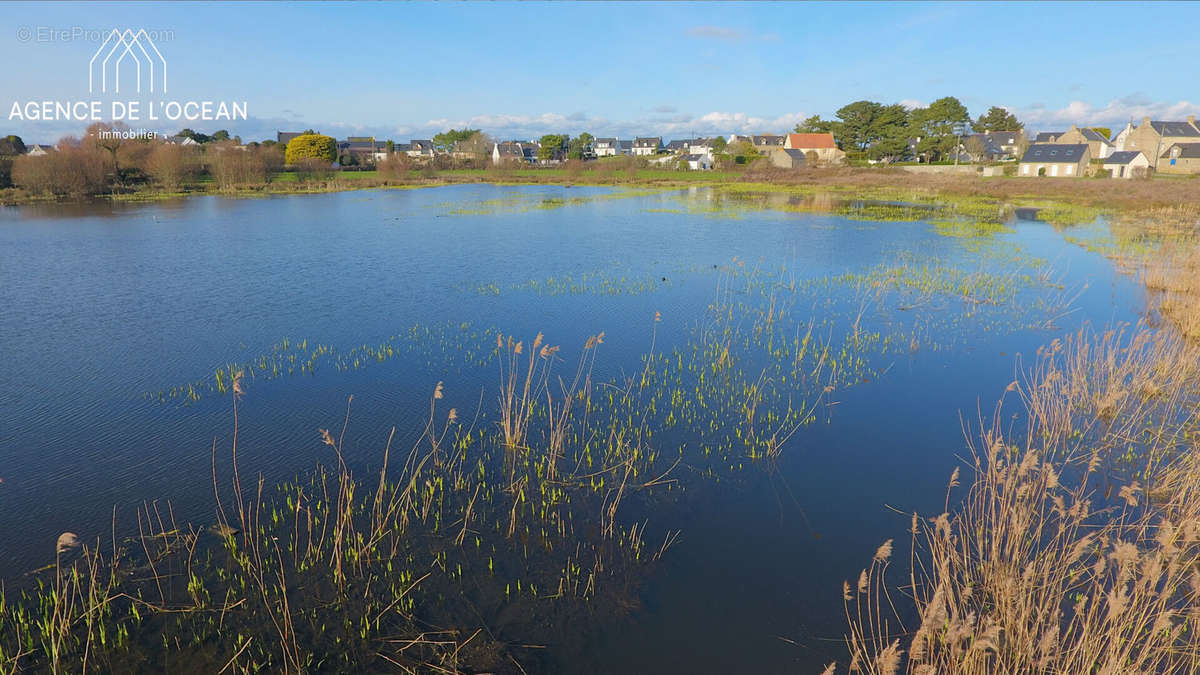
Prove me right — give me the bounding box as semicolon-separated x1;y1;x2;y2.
1066;165;1073;175
1022;164;1030;175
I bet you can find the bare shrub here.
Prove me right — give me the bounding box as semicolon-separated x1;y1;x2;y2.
145;144;199;191
12;144;109;196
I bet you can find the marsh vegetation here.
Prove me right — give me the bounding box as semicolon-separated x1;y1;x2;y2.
0;186;1195;672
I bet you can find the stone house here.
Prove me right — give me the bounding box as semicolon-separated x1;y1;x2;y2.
1119;117;1200;169
1055;125;1114;159
1018;143;1091;177
1159;143;1200;174
1102;151;1150;178
784;133;845;164
768;148;807;169
1033;131;1064;143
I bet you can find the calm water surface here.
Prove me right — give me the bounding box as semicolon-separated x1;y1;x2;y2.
0;185;1143;671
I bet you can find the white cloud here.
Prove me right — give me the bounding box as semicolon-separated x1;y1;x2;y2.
899;99;926;110
1017;97;1200;131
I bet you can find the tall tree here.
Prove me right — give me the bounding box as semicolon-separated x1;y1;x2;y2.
567;132;594;160
909;96;971;161
866;104;911;162
974;106;1023;132
432;129;480;153
794;115;834;134
834;101;884;151
538;134;568;161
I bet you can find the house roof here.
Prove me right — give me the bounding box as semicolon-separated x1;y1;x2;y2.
1020;143;1088;163
1035;132;1063;143
393;143;412;152
594;138;617;145
1103;151;1146;165
1149;121;1200;137
494;141;524;157
1079;128;1112;143
752;134;785;146
618;140;633;150
1161;143;1200;159
665;140;687;151
683;154;706;161
975;131;1022;145
634;137;662;147
779;148;807;160
277;131;302;144
787;132;836;149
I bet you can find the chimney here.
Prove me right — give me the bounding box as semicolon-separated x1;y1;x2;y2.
1143;116;1152;125
1189;115;1197;126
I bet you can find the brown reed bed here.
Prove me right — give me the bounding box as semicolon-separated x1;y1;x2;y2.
834;205;1200;673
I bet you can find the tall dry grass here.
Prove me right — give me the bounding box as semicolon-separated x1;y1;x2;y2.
836;206;1200;673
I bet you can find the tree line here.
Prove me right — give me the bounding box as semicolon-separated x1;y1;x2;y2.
796;98;1025;162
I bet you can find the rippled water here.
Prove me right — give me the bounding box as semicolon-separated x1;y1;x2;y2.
0;185;1144;671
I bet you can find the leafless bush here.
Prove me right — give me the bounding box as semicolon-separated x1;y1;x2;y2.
145;144;200;191
12;144;109;196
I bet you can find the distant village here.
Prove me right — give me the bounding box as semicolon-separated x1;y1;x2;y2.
261;115;1200;179
12;114;1200;181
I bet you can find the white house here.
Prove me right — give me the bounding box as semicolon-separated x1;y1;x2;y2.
593;138;626;157
1102;151;1149;178
683;153;711;170
25;144;54;156
633;137;662;156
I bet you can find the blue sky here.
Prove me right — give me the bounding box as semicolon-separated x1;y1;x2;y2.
3;1;1199;144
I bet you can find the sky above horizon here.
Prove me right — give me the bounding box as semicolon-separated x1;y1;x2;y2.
2;1;1199;144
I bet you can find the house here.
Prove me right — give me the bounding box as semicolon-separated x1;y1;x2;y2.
768;148;807;169
965;131;1024;160
406;140;436;158
593;138;626;157
1033;131;1064;143
618;140;633;155
784;132;845;164
682;153;711;170
1112;122;1135;151
752;134;786;149
1102;151;1150;178
492;141;526;164
163;135;197;146
339;137;388;163
1159;143;1200;175
1018;143;1091;177
25;144;54;156
1055;125;1114;159
1120;117;1200;168
392;142;413;155
633;137;662;155
276;131;303;146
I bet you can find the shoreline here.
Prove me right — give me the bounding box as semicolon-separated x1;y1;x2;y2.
4;166;1199;214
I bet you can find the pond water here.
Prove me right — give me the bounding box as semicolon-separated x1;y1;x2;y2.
0;185;1144;671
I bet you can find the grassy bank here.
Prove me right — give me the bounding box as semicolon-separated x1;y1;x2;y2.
5;164;1199;213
